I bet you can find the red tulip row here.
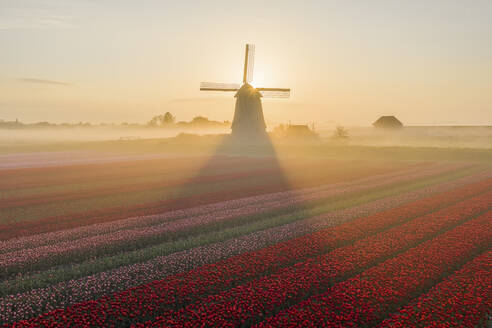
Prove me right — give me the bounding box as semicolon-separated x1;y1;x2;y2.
2;173;487;325
380;249;492;328
3;169;484;282
1;160;401;241
0;179;294;240
254;210;492;328
1;165;290;210
0;163;441;257
0;162;456;240
142;190;492;327
8;181;491;327
0;155;271;190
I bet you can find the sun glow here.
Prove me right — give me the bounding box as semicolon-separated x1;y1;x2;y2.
250;69;267;88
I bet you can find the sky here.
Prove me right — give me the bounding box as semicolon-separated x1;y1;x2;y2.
0;0;491;126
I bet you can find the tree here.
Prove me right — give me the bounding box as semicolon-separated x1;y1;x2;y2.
333;125;349;139
148;112;175;126
163;112;175;124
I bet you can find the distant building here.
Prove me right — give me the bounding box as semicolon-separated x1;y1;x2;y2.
373;116;403;129
285;124;318;138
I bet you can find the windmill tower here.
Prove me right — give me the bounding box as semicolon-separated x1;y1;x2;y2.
200;44;290;140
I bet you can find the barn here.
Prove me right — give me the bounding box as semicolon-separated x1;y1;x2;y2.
373;116;404;129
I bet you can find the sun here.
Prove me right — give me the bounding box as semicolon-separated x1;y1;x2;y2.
250;69;267;88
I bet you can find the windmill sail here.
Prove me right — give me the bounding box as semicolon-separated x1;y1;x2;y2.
200;82;240;91
243;44;255;83
257;87;291;98
199;44;291;140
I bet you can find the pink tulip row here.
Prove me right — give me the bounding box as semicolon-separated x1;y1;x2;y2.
0;162;448;255
380;249;492;328
0;171;488;324
254;211;492;328
133;191;492;327
0;164;467;276
5;180;491;327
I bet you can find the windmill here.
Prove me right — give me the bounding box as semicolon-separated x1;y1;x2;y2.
200;44;290;140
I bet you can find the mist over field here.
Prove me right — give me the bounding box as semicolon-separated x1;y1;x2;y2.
1;125;490;149
0;126;229;144
335;126;492;148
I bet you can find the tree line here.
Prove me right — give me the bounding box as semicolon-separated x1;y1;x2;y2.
0;113;230;129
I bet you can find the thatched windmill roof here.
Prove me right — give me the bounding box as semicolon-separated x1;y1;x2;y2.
373;116;403;129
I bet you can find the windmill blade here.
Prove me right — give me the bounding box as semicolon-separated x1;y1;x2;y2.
200;82;240;92
257;87;291;98
259;91;291;98
243;44;255;83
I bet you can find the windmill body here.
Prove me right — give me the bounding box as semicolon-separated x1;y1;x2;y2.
201;44;290;141
231;83;266;138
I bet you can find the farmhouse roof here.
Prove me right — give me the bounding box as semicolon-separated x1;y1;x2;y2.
373;116;403;128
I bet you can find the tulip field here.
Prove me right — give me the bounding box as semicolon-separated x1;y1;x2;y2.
0;152;491;327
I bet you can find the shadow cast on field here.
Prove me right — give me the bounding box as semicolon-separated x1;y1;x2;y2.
166;133;301;213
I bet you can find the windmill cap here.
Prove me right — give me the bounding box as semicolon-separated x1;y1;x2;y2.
235;83;262;98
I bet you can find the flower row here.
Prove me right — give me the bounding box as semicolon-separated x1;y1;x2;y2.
138;191;492;327
0;162;438;254
0;161;280;209
0;163;294;239
255;210;492;327
0;155;268;191
1;172;479;324
7;184;491;326
380;249;492;328
1;165;467;280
